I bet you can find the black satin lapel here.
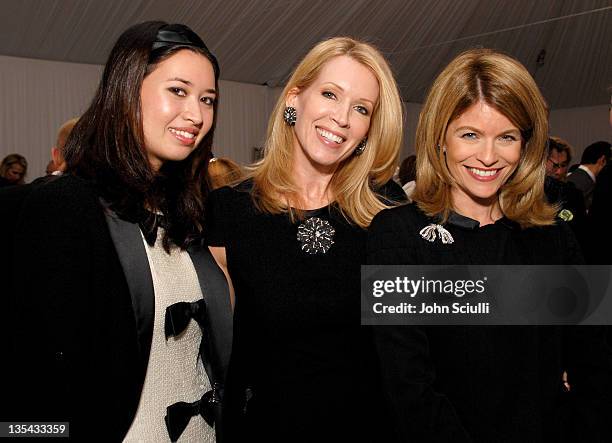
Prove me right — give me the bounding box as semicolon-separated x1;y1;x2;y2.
187;244;233;383
103;207;155;376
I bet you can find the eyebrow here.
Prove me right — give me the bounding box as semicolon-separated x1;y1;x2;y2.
167;77;217;95
322;82;376;106
454;125;520;134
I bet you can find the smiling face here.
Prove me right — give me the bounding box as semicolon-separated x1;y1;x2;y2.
444;101;522;211
140;49;216;171
287;55;379;175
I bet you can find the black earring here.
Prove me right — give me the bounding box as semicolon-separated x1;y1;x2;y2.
354;138;367;156
284;106;297;126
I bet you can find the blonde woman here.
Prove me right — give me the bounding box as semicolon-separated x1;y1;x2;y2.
206;37;403;441
0;153;27;186
368;49;612;442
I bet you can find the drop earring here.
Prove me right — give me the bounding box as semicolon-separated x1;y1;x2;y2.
283;106;297;126
354;138;367;156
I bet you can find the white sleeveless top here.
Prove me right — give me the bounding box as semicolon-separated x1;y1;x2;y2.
123;230;215;443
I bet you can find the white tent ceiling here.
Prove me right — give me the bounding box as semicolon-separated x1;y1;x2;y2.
0;0;610;109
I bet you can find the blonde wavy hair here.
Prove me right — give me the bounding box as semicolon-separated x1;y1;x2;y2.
251;37;403;228
413;48;557;228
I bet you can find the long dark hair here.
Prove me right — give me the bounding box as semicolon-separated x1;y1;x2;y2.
64;21;220;250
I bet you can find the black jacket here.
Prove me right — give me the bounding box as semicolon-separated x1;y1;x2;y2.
567;167;595;211
367;203;612;443
3;175;232;441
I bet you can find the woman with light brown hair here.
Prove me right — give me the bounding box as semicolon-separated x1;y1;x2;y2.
206;37;404;441
368;49;612;442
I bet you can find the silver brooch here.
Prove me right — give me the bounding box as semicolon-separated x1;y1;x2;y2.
297;217;335;254
419;223;454;244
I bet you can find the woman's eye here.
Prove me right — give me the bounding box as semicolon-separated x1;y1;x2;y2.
322;91;336;100
169;87;186;97
461;132;477;139
201;97;215;106
354;105;369;116
500;134;518;142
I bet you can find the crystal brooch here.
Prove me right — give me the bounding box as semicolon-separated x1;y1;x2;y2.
297;217;335;254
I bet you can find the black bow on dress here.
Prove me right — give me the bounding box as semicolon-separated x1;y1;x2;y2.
138;212;168;246
164;299;221;441
165;299;212;377
164;299;207;339
165;386;222;442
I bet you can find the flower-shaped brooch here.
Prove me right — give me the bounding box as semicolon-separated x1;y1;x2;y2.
297;217;335;254
558;209;574;222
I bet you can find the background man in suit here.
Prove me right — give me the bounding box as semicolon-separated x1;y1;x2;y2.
544;137;587;249
567;141;611;212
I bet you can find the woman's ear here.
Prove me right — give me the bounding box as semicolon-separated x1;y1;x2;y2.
285;87;300;108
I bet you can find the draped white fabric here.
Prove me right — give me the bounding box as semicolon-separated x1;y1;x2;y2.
213;79;273;164
0;0;610;109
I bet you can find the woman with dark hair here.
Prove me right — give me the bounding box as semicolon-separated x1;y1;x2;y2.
368;49;612;442
9;22;232;442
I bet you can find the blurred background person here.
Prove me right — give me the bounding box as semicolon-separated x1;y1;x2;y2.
398;154;416;200
567;140;611;212
544;137;586;243
207;156;244;190
0;118;78;300
586;140;612;264
46;117;79;176
545;136;572;181
0;153;27;187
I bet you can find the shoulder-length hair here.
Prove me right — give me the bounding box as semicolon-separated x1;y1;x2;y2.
251;37;403;228
64;21;220;250
412;48;556;228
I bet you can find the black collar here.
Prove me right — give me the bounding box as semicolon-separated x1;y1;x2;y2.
444;211;518;231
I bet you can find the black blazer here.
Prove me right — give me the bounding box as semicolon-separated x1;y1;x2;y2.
5;175;232;441
567;167;595;211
